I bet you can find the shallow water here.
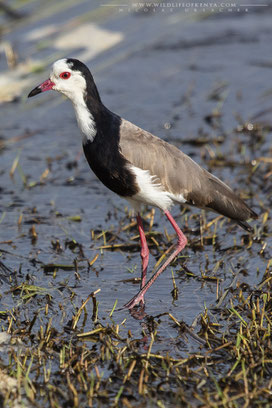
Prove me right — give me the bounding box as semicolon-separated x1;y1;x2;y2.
0;0;271;405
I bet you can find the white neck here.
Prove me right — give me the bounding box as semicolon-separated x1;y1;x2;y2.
72;94;97;143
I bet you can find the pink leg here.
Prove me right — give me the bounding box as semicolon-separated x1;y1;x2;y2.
123;210;187;309
136;214;149;290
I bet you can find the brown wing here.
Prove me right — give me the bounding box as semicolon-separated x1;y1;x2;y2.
119;119;257;229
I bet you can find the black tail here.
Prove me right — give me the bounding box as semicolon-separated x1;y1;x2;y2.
205;173;258;232
237;219;256;232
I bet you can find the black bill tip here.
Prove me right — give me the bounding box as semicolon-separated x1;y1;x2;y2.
28;87;42;98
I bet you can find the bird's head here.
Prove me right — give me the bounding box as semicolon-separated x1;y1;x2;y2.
28;58;100;104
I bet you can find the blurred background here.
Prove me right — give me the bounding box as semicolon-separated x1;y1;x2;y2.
0;1;272;406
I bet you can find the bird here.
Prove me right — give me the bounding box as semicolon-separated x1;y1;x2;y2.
28;58;258;310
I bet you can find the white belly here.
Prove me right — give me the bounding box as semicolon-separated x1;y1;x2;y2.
125;165;186;212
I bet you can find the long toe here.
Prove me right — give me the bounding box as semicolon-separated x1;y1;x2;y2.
123;291;145;310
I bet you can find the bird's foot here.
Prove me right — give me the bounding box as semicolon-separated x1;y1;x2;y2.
122;291;145;310
115;292;146;319
121;292;146;319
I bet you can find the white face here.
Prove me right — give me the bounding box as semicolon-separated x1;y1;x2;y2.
50;59;87;103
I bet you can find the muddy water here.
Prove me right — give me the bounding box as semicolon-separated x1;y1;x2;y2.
0;1;271;354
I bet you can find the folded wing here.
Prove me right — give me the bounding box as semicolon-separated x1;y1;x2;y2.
119;119;257;231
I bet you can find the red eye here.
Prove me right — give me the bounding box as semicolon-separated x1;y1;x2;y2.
60;72;71;80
